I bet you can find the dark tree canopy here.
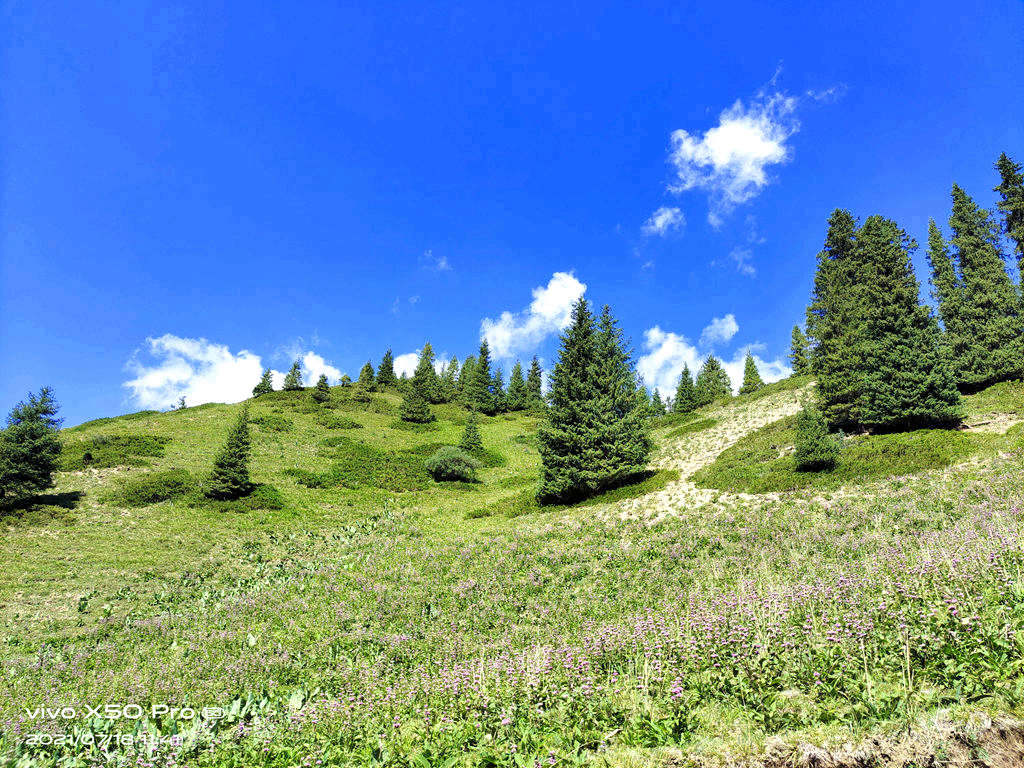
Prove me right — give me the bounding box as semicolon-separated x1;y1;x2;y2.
673;364;697;414
376;350;397;388
537;300;652;504
0;387;62;504
252;368;274;397
526;356;544;407
789;326;811;376
694;355;732;407
357;361;376;390
413;343;443;404
311;373;331;404
206;407;253;500
738;353;765;395
995;152;1024;271
282;361;303;391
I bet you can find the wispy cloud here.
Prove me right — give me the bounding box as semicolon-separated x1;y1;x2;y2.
422;249;451;272
481;271;587;359
641;206;685;237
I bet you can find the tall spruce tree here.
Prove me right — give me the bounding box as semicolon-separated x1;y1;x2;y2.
466;341;496;415
357;361;376;390
311;374;331;404
526;356;544;407
789;326;811;375
458;356;477;400
995;153;1024;272
252;369;274;397
282;361;303;391
855;215;961;430
459;409;483;452
0;387;62;504
537;301;651;503
400;387;435;423
376;350;397;388
694;355;732;407
507;361;528;411
650;390;667;416
939;184;1024;389
206;407;253;500
439;358;459;403
673;364;697;414
738;352;765;395
806;209;866;428
491;368;507;413
412;343;443;403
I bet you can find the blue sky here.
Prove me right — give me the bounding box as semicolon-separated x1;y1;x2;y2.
2;0;1023;426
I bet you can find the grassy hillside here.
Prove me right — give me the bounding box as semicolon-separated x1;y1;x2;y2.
2;380;1024;766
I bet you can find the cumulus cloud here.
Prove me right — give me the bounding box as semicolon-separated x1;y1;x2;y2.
300;351;342;385
481;271;587;359
125;334;344;409
393;352;420;379
700;314;739;346
641;206;685;237
636;326;702;398
668;91;798;226
124;335;265;409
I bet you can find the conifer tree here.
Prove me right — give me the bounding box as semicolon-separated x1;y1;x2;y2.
457;356;476;400
793;404;839;471
376;350;397;388
400;387;435;423
459;409;483;453
252;368;274;397
995;152;1024;271
856;215;961;429
357;361;376;391
439;358;459;403
650;390;667;416
206;407;253;500
506;361;528;411
938;184;1024;389
340;374;352;387
806;209;866;428
694;355;732;407
526;356;544;406
311;374;331;404
537;301;653;503
491;368;507;413
673;364;697;414
282;360;303;391
0;387;62;504
412;343;443;403
466;341;496;415
738;352;765;395
789;326;812;375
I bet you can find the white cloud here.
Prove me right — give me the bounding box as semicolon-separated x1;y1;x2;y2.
668;91;798;225
637;326;702;398
481;271;587;358
700;314;739;346
124;335;264;409
641;206;685;236
394;352;419;378
124;334;345;409
301;351;342;385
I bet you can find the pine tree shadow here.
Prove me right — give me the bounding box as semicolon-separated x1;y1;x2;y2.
0;491;84;527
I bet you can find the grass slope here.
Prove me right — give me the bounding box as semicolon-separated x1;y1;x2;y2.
1;379;1023;767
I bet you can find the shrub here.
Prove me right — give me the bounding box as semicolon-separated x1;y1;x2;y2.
111;469;193;506
251;413;294;432
316;413;362;430
197;483;284;512
794;405;840;471
311;374;331;404
425;447;480;482
60;434;171;471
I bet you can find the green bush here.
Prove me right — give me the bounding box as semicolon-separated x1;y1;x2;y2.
316;413;362;430
110;469;193;506
60;434;171;471
425;447;480;482
250;413;294;432
291;437;431;491
197;483;284;512
794;406;840;471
